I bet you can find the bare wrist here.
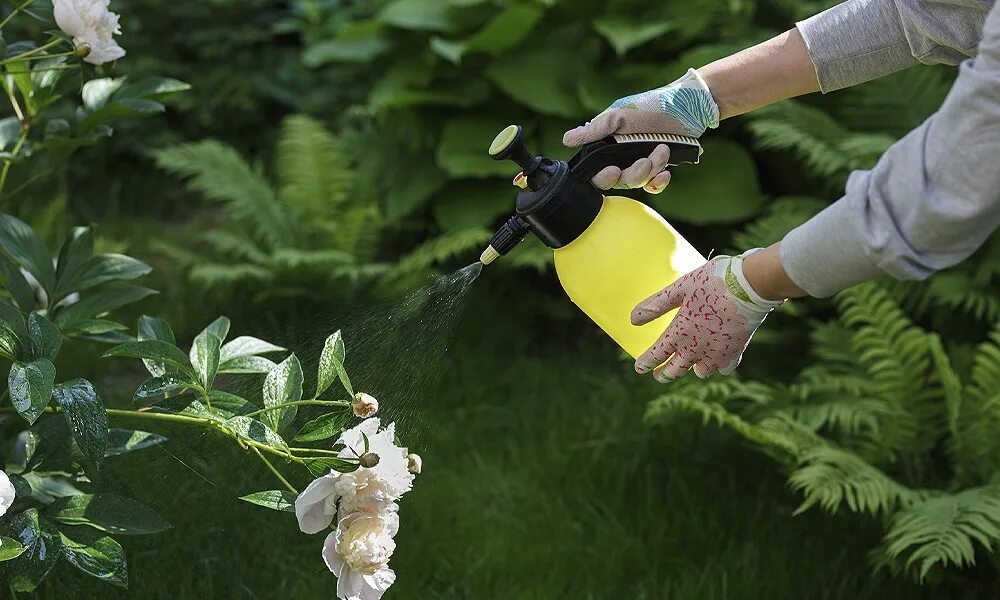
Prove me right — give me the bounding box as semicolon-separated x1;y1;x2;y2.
741;243;808;301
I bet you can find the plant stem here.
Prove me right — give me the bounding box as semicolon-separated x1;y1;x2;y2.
243;399;349;418
0;0;35;30
0;38;67;65
105;408;212;427
251;446;298;495
0;123;29;201
287;447;347;457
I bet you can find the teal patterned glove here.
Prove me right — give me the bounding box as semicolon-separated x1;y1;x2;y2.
563;68;719;193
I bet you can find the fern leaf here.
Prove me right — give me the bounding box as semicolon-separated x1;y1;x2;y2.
277;114;354;220
391;228;492;276
189;262;273;288
201;230;270;265
153;140;297;249
882;486;1000;581
952;327;1000;483
840;67;953;137
728;196;827;253
789;445;914;516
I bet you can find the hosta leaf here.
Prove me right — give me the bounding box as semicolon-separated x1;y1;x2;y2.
293;412;348;443
51;379;108;471
0;536;26;561
137;315;176;376
304;457;359;477
303;21;391;66
0;214;56;292
224;416;288;451
436;116;523;178
58;526;127;588
239;490;296;512
592;17;676;56
27;312;61;361
6;509;61;592
651;139;765;224
53;285;157;330
487;47;586;118
262;355;303;432
48;494;171;535
379;0;460;32
8;358;56;424
133;374;190;404
104;428;167;457
103;340;192;375
219;336;285;363
189;330;222;390
316;330;348;397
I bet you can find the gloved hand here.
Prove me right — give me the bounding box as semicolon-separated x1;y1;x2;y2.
563;68;720;193
630;249;782;381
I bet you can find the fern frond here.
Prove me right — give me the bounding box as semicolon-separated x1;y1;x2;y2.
882;486;1000;581
189;262;273;288
746;101;895;182
391;228;492;276
270;248;354;270
840;67;953;137
201;230;270;265
789;445;915;516
728;196;827;252
952;327;1000;483
148;239;203;268
277;114;354;220
153;140;297;249
503;236;553;272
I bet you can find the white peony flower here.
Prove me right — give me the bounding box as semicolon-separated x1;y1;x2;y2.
52;0;126;65
406;453;421;475
0;470;16;517
335;418;413;515
351;392;378;418
324;505;398;600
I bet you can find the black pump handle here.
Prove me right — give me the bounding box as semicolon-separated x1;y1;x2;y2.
568;134;702;182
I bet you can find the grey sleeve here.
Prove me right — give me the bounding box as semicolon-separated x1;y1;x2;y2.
796;0;991;92
780;1;1000;298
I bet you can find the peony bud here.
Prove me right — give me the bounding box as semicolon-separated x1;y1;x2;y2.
74;42;92;58
359;452;380;469
352;392;378;418
407;453;422;475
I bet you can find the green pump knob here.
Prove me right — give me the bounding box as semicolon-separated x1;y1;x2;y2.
489;125;541;180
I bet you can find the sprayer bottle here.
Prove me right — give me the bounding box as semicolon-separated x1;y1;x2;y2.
480;125;706;359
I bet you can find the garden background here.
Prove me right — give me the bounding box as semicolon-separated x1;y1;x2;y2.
3;0;1000;597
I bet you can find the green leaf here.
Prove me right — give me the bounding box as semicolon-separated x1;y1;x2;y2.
206;390;254;416
293;412;349;443
116;77;191;101
302;21;391;66
19;472;84;503
64;319;128;335
0;117;21;151
383;153;447;221
79;98;166;135
137;315;176;377
82;77;126;110
104;428;167;457
218;355;277;374
239;490;297;512
0;536;26;562
8;358;56;424
262;354;303;432
487;48;587;118
53;285;157;330
219;336;284;363
433;179;513;231
436;116;521;178
27;312;61;361
133;374;190;404
51;379;108;470
56;253;152;299
0;212;56;292
317;330;350;397
304;457;360;477
651;139;766;224
48;494;171;535
6;509;61;592
189;330;222;390
55;227;93;288
201;316;231;343
0;299;27;360
380;0;460;32
592;17;676;56
0;252;36;311
103;340;192;375
224;416;288;451
58;526;127;588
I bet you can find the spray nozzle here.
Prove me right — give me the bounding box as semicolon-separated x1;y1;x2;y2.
480;215;529;265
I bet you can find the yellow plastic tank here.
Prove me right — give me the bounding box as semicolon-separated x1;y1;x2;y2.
553;196;705;358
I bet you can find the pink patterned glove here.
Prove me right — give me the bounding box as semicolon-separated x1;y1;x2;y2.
630;250;783;381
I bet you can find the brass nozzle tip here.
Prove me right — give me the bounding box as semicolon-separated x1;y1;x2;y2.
479;245;500;265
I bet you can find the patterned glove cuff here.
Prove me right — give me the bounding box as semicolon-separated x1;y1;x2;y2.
725;249;785;311
659;68;721;137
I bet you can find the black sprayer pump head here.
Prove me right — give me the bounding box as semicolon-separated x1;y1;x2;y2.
479;124;703;265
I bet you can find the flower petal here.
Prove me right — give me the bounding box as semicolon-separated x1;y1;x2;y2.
337;566;365;600
360;567;396;600
321;530;345;574
0;471;15;517
295;473;339;534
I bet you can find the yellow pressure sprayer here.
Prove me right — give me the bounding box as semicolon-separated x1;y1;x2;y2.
480;124;706;358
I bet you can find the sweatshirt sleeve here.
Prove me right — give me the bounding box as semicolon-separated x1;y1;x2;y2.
796;0;990;92
780;1;1000;298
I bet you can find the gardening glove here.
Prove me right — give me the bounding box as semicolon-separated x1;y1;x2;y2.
563;68;719;193
630;249;782;381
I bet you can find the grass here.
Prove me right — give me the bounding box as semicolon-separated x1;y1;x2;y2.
32;275;925;599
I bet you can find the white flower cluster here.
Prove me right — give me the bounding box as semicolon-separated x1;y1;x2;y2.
52;0;126;65
295;417;420;600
